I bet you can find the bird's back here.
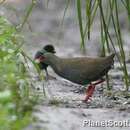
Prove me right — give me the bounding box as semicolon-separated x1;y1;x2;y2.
55;54;115;85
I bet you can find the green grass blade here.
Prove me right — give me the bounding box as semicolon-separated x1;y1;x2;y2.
83;0;99;41
124;0;130;26
77;0;85;50
86;0;92;40
19;0;36;31
114;0;130;90
60;0;70;26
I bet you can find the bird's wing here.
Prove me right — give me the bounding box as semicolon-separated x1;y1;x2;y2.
61;56;113;82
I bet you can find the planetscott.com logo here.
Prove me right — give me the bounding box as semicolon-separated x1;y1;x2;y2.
83;120;130;127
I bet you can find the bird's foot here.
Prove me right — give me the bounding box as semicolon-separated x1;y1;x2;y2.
83;84;95;102
45;74;56;80
83;79;105;102
82;97;92;103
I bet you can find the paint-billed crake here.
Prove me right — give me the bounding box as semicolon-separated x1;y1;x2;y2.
35;49;115;102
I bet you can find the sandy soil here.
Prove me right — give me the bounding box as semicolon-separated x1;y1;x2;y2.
1;0;130;130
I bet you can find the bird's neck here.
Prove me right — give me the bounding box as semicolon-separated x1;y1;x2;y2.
48;55;62;73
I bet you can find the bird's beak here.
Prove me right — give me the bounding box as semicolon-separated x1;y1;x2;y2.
35;58;41;63
35;56;44;63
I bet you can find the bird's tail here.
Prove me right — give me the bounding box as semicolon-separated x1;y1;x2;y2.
104;53;115;69
108;53;115;64
98;53;115;77
108;53;115;59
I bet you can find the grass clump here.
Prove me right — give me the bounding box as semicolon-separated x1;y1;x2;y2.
0;16;37;130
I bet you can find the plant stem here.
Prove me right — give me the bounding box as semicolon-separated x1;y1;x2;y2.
77;0;85;52
19;0;36;31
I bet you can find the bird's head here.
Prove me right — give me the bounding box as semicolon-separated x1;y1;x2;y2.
43;44;56;53
35;51;45;63
35;52;58;65
34;44;56;64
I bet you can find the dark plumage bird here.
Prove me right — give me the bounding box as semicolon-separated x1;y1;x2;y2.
35;51;115;102
34;44;56;78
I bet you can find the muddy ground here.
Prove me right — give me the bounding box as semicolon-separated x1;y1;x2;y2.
1;0;130;130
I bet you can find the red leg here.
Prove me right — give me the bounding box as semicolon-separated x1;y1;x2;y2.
83;84;95;102
83;79;105;102
86;84;93;94
93;79;105;86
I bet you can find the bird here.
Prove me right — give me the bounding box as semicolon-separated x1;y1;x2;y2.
35;51;115;102
34;44;56;79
